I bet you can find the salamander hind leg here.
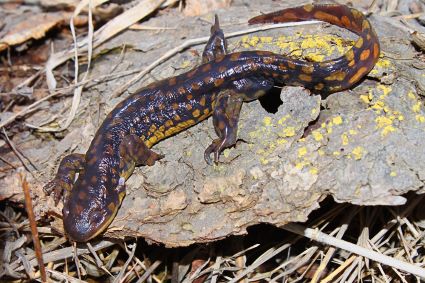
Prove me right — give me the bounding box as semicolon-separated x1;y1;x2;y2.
202;15;228;63
44;153;85;205
204;89;243;165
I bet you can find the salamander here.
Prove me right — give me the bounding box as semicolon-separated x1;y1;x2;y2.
45;4;380;242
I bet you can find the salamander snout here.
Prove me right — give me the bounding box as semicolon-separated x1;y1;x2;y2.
62;180;115;242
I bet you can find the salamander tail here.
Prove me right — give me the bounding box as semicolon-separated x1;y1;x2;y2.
249;4;380;93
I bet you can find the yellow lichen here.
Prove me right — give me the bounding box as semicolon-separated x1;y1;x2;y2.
312;130;323;141
333;116;343;125
352;146;365;160
283;127;296;137
263;116;273;126
298;147;307;157
412;102;421;113
341;133;349;146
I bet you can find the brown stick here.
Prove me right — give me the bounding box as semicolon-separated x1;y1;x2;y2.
21;174;47;282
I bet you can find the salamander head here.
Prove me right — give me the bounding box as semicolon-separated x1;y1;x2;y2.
62;175;125;242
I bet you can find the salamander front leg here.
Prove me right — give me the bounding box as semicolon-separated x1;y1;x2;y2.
204;90;243;165
44;153;85;204
120;134;164;168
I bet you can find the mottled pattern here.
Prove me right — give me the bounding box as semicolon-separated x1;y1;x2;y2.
44;4;380;242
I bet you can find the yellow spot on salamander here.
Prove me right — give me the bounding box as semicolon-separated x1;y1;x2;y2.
298;147;307;157
352;146;365;160
390;171;397;177
309;167;318;175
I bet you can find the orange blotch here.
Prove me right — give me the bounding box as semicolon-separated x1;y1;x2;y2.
341;15;351;28
202;64;212;72
314;11;341;25
348;66;368;84
373;43;380;59
299;74;312;82
360;49;371;61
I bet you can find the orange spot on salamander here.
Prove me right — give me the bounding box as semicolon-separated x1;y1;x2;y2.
360;49;371;61
186;69;197;78
314;11;341;25
325;71;346;81
341;15;351;28
373;43;379;59
348;66;368;84
302;65;314;74
169;77;177;86
149;124;157;133
215;54;225;63
202;64;212;72
199;96;206;107
107;202;116;212
218;66;227;73
303;4;314;12
281;12;298;21
314;83;324;91
263;56;275;65
299;74;312;82
345;49;354;61
91;176;97;183
190;83;201;90
78;191;87;200
192;109;201;118
361;20;370;31
178;87;186;95
203;76;212;84
278;64;287;71
74;204;84;214
88;157;97;165
230;53;240;61
214;78;225;87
